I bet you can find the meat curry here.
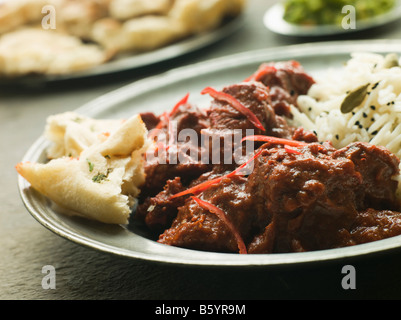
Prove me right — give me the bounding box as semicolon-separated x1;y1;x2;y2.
135;60;401;254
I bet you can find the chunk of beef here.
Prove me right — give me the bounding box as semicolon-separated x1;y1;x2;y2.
247;142;401;253
248;60;315;117
136;177;186;233
208;81;293;138
168;102;210;135
158;175;260;253
142;102;211;195
332;142;400;210
349;209;401;244
292;127;319;143
143;147;211;196
203;81;295;169
140;112;160;131
246;144;363;252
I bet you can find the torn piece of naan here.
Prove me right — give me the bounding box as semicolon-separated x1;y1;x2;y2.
16;113;150;224
44;111;126;159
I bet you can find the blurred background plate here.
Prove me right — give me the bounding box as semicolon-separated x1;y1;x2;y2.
264;1;401;37
0;15;244;87
18;40;401;267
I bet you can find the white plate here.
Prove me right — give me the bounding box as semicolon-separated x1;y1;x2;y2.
2;16;243;86
264;2;401;37
18;40;401;267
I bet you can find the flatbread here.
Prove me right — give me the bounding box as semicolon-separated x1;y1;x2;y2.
16;113;149;224
109;0;172;20
91;15;185;52
0;27;110;76
0;0;48;34
0;0;246;75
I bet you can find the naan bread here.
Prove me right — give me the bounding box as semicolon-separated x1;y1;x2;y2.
16;113;150;224
169;0;246;33
53;0;110;40
0;27;109;76
109;0;172;20
0;0;246;75
44;112;125;159
0;0;48;34
91;15;185;52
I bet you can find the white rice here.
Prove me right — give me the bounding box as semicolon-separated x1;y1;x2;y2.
289;52;401;197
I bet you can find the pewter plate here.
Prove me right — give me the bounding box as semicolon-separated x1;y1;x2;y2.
18;40;401;267
264;2;401;37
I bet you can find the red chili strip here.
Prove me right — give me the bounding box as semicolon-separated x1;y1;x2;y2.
169;92;190;117
191;196;247;254
241;135;308;148
201;86;265;131
244;65;277;82
284;146;303;155
148;93;190;139
170;176;222;199
225;149;264;178
148;112;169;139
170;149;263;199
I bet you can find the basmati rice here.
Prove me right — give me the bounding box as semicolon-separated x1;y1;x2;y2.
289;52;401;196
